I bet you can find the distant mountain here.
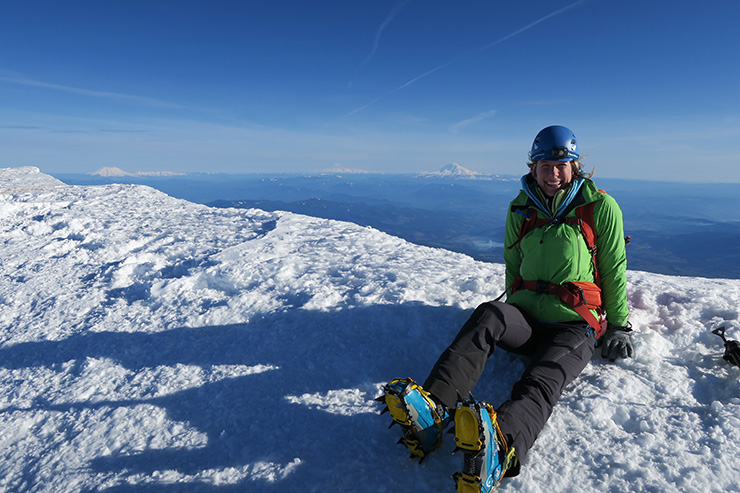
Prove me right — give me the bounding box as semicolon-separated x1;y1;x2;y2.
419;163;492;180
91;167;134;177
90;167;185;177
319;166;371;174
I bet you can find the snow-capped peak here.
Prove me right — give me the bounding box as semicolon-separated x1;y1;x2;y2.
91;166;134;177
420;163;491;180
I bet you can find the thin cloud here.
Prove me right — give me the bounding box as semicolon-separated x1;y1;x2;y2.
344;61;452;118
344;93;389;118
349;0;412;87
400;2;590;90
49;128;150;134
0;124;44;130
520;99;570;106
449;109;498;134
0;74;189;110
481;0;589;50
397;62;452;90
345;1;588;118
369;0;411;62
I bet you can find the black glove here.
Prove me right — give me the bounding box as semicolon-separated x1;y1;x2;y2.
600;322;634;361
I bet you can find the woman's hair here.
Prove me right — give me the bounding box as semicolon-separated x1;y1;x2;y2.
527;158;594;179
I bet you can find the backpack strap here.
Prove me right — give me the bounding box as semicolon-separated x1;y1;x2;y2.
508;278;606;338
574;201;601;289
507;208;553;250
505;199;607;337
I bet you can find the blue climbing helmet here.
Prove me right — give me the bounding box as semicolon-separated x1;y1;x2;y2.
529;125;579;162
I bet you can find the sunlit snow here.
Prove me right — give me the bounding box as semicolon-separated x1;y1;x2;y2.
1;167;739;492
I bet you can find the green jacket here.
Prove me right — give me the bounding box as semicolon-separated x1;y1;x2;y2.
504;175;629;327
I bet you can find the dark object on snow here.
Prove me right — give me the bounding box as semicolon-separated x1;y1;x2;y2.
712;326;740;367
600;322;634;361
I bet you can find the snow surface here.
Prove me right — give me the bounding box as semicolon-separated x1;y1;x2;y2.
1;166;739;493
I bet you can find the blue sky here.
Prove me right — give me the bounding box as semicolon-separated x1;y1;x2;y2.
1;0;739;181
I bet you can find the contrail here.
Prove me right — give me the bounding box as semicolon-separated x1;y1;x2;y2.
397;62;451;90
449;109;498;134
345;0;588;117
481;0;589;50
344;61;450;118
0;74;188;109
369;0;411;63
349;0;412;87
344;94;387;118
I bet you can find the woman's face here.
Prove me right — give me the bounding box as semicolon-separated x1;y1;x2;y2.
531;160;574;197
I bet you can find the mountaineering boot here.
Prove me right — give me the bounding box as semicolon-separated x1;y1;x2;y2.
452;397;516;493
376;377;451;460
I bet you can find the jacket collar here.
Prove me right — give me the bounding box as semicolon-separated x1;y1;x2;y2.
520;173;585;219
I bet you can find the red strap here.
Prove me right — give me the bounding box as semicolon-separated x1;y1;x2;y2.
506;201;606;337
510;279;606;338
508;209;552;250
575;202;601;288
567;296;604;338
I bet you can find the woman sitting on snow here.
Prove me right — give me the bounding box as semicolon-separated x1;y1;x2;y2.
379;125;633;493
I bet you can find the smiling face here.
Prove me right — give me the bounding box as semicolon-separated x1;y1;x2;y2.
531;160;574;197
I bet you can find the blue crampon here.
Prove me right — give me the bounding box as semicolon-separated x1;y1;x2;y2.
452;397;516;493
376;378;451;460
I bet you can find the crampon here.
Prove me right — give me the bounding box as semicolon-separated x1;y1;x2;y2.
376;377;450;461
452;396;516;493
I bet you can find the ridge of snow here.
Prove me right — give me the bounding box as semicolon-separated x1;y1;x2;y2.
0;166;64;193
1;167;739;492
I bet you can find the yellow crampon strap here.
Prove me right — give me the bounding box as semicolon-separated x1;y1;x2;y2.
454;402;515;492
380;378;446;458
489;407;516;487
407;379;446;454
383;380;412;427
454;404;485;451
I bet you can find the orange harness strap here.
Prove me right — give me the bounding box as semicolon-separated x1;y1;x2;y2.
509;278;606;338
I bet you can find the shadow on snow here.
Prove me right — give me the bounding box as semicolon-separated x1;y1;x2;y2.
0;303;528;492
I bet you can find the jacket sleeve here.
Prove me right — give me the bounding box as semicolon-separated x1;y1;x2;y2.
504;206;523;293
594;194;629;326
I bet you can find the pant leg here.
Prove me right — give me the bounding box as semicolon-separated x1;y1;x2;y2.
423;301;536;409
496;323;596;463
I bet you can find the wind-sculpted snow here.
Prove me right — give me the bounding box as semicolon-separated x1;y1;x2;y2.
1;167;739;492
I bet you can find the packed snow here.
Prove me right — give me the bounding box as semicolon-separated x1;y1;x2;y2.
1;166;739;493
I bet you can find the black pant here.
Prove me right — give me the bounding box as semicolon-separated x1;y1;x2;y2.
423;301;596;464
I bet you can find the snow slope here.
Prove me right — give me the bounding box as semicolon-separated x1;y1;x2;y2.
1;167;739;493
